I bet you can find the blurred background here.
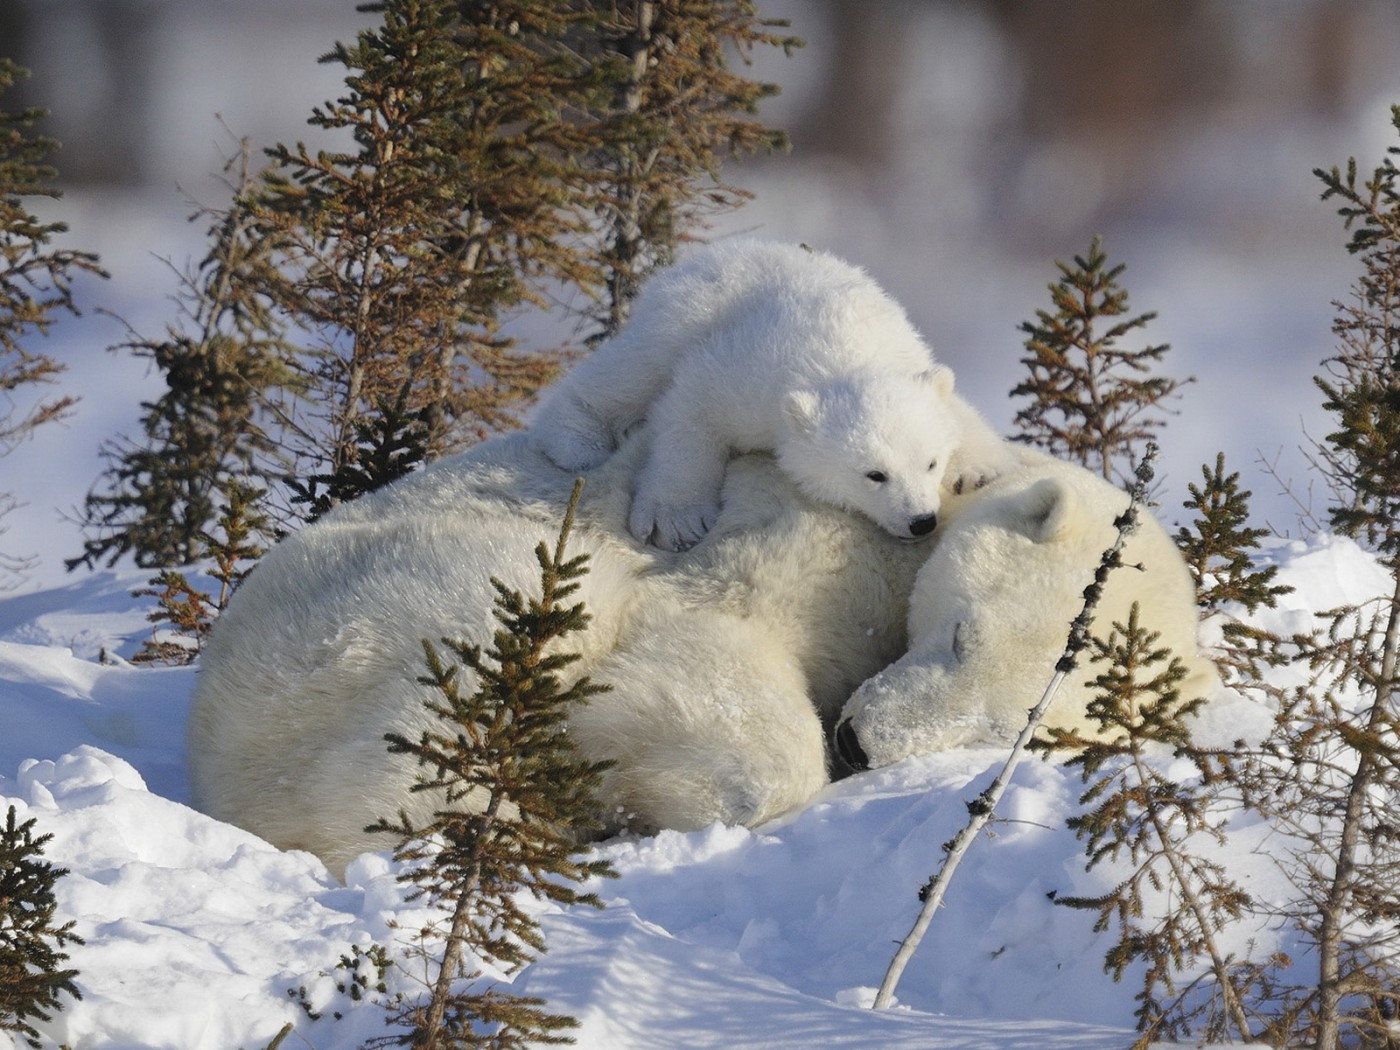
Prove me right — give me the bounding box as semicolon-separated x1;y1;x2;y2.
4;0;1400;588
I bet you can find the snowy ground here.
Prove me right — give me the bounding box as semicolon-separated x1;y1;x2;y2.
4;6;1400;1046
0;530;1388;1050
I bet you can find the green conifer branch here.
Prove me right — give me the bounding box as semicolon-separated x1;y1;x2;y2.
1011;236;1189;488
0;58;105;583
1174;452;1293;687
1035;607;1254;1046
0;805;83;1049
366;479;614;1050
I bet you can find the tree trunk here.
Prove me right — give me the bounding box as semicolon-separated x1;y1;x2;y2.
1314;573;1400;1049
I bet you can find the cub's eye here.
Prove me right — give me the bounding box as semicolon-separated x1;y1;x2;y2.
928;459;938;472
865;470;887;483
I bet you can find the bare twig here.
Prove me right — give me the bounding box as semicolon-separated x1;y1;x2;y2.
872;444;1158;1009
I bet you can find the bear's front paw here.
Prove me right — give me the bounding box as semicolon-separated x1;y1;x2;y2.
629;496;721;552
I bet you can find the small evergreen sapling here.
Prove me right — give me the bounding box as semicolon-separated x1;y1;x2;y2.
1033;606;1253;1047
130;570;217;665
69;140;290;571
130;480;270;665
0;805;83;1049
203;479;271;607
1175;452;1292;686
1011;235;1189;488
1176;453;1289;615
367;480;615;1050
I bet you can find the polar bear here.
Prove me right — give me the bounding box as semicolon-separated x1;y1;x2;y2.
187;430;927;877
532;239;1015;550
835;446;1221;771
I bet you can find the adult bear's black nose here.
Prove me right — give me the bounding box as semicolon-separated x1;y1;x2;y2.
835;718;869;772
909;513;938;537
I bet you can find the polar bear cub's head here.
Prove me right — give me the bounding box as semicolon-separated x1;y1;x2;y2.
778;367;959;542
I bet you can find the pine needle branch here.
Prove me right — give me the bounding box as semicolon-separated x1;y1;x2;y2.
366;479;614;1050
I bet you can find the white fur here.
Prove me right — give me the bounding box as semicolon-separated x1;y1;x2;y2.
532;239;1015;550
836;446;1221;769
186;432;925;877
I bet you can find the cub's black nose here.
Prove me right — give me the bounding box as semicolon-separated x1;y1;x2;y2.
909;513;938;537
835;719;869;771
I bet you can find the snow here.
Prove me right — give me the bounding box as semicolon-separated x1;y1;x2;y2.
0;534;1380;1048
4;5;1399;1044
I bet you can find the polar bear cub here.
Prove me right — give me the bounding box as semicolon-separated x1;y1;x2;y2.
532;239;1013;551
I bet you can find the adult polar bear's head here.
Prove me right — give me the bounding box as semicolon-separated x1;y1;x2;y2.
778;366;960;543
834;450;1221;770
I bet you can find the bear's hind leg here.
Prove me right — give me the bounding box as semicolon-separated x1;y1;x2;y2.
570;608;828;835
533;325;677;470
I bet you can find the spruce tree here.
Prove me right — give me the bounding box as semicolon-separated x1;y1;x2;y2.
203;479;271;609
1011;236;1189;487
1176;453;1288;614
130;570;218;666
1174;452;1292;685
0;58;104;581
237;0;608;494
69;142;291;570
1033;606;1254;1047
287;383;430;523
583;1;799;337
1298;109;1400;1050
79;2;796;554
1228;105;1400;1049
0;805;83;1049
128;480;269;665
1312;111;1400;552
367;481;614;1050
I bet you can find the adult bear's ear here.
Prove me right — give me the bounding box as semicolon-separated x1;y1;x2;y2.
1008;477;1079;544
784;389;822;433
918;366;956;398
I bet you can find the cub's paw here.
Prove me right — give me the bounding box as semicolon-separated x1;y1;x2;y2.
628;495;721;552
533;427;615;472
951;471;996;496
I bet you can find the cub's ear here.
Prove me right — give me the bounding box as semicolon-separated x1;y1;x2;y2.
1008;477;1080;544
917;365;956;398
784;389;822;433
